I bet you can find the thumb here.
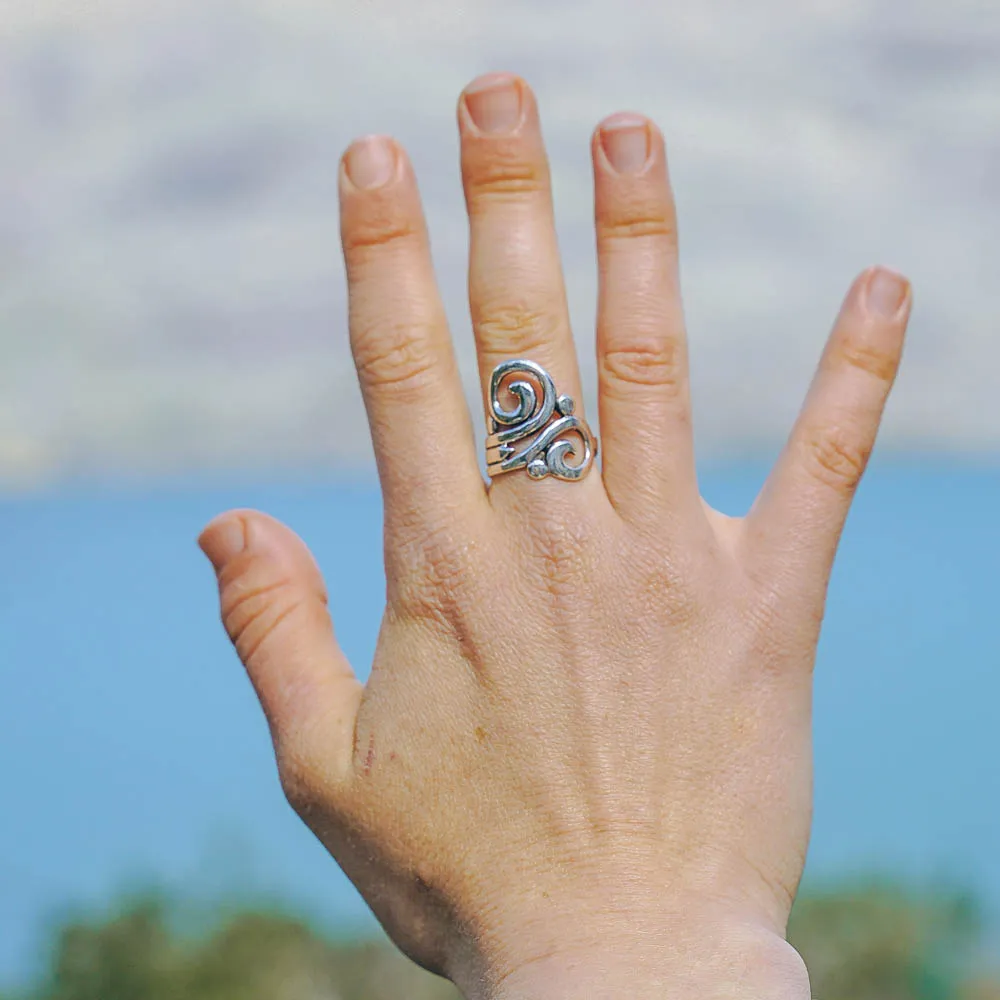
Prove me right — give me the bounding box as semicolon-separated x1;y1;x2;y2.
198;510;362;790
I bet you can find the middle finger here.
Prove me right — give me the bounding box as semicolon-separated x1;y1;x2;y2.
459;74;594;498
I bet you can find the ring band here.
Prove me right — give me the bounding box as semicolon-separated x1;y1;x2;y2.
486;360;598;482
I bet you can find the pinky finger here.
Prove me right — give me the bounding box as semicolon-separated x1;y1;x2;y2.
745;267;913;592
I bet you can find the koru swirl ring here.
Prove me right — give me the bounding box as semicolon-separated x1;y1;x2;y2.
485;359;598;483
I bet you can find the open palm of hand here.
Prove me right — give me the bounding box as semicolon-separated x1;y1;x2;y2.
199;73;911;1000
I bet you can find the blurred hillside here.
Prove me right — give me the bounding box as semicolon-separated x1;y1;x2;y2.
2;882;997;1000
2;0;999;488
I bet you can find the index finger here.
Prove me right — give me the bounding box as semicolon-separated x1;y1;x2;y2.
340;135;486;525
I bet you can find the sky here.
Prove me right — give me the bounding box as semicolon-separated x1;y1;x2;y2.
1;0;999;489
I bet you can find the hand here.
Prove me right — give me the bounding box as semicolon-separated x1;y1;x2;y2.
198;72;911;999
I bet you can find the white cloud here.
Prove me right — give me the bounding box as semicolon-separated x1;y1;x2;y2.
1;0;998;486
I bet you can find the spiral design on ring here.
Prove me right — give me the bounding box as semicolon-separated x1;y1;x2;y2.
485;360;597;482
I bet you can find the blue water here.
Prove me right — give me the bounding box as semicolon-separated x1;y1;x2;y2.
1;462;998;987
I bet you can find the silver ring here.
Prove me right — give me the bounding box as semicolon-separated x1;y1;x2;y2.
486;360;598;482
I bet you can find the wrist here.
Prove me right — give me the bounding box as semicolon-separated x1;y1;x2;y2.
483;939;809;1000
455;913;810;1000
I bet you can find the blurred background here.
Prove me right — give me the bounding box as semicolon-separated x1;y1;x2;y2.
1;1;998;997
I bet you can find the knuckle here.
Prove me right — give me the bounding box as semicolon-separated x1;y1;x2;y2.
600;338;686;393
742;586;789;646
598;208;676;243
276;742;325;815
387;516;476;631
740;587;821;674
518;510;592;605
802;424;869;495
465;150;547;203
631;547;697;622
219;572;312;666
342;211;420;261
620;526;709;629
389;587;454;638
353;323;439;394
834;337;900;385
475;302;564;358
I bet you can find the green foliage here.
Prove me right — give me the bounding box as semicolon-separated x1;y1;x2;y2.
43;898;176;1000
789;882;983;1000
7;882;995;1000
26;897;457;1000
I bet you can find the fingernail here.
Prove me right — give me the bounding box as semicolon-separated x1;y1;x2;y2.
865;267;909;319
198;515;246;572
344;135;397;190
600;113;651;174
464;73;523;134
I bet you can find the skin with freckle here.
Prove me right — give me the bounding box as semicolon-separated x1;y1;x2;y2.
199;73;912;1000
